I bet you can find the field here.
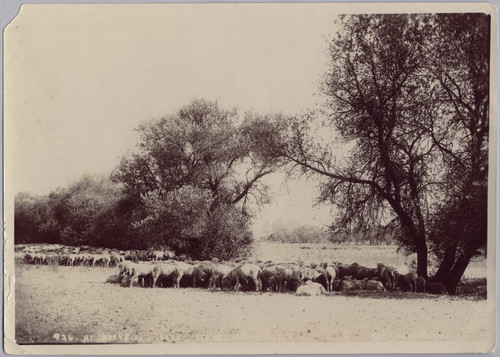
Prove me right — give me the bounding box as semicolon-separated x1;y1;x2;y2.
13;243;489;346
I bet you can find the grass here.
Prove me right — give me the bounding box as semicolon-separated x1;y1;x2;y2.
252;242;406;267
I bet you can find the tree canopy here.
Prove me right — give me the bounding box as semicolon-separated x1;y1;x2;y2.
111;99;278;259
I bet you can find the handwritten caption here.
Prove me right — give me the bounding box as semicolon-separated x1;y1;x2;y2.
53;333;145;343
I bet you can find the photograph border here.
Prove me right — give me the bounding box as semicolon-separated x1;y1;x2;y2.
2;2;497;355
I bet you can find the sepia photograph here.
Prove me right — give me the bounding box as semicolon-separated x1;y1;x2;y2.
3;3;496;355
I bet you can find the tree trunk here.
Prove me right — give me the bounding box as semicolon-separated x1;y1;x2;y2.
416;239;428;279
444;252;472;295
433;243;457;282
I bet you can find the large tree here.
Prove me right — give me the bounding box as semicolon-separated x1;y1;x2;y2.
259;14;489;290
112;99;277;259
425;13;489;293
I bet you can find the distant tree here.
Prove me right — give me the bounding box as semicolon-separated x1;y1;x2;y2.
113;99;277;259
14;175;129;248
51;175;126;247
15;192;60;244
265;225;329;244
15;192;40;244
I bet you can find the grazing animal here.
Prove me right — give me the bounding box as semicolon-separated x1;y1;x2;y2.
124;263;155;287
281;265;303;292
224;263;262;292
209;263;234;289
319;263;339;292
173;262;196;288
262;265;301;292
397;272;418;292
152;263;178;288
331;278;342;291
415;276;426;293
24;253;34;264
354;266;377;280
193;262;212;288
260;266;284;292
118;261;136;276
338;262;359;278
152;250;163;261
267;274;284;292
67;254;78;266
300;266;321;282
426;282;446;295
377;263;397;290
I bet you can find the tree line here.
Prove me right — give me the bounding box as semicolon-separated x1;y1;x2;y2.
264;225;396;245
15;99;278;261
15;13;489;294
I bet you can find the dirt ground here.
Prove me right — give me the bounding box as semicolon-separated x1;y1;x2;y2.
14;265;488;345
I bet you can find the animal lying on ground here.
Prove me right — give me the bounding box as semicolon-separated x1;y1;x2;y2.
105;274;127;285
365;279;386;291
296;281;326;296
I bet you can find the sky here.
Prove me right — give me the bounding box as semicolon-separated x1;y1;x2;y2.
5;4;346;235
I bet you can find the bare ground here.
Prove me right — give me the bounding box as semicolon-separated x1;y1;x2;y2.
14;265;487;344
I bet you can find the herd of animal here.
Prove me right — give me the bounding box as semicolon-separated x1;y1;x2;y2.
17;244;447;295
114;260;447;295
20;246;175;267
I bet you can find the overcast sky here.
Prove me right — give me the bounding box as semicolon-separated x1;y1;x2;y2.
5;4;347;235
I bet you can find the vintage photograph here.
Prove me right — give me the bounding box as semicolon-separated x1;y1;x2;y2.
3;3;496;354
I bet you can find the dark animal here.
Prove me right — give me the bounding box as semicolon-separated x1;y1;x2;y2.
415;276;426;293
105;274;127;285
377;263;397;290
193;262;212;288
340;279;356;291
355;266;377;280
261;266;285;292
426;282;446;294
338;262;359;278
396;272;417;292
